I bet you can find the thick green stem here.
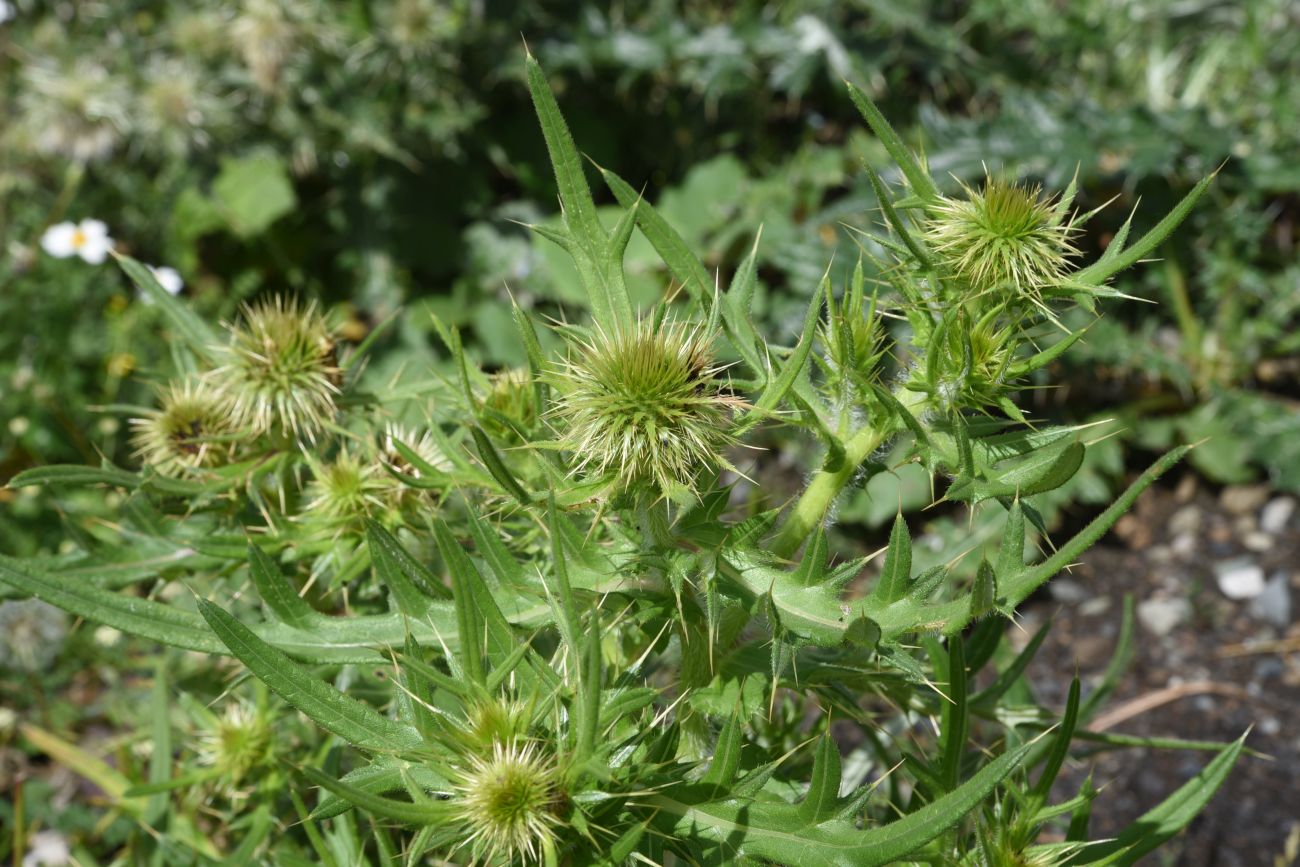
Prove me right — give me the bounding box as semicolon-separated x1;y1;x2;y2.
770;388;928;558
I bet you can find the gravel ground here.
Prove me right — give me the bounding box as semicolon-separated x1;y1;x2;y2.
1016;473;1300;866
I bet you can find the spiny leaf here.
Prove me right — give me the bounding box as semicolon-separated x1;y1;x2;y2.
797;734;843;825
701;709;744;789
1073;172;1216;287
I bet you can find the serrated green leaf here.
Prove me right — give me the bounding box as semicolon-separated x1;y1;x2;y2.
248;544;317;629
873;514;912;604
197;599;423;753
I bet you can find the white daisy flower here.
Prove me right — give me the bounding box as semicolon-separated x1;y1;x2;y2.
39;219;114;264
148;265;184;295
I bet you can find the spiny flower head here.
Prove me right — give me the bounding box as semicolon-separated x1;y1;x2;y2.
553;318;743;498
480;368;539;443
924;176;1080;300
378;423;451;479
211;296;342;444
302;447;388;535
131;379;233;476
376;422;451;513
451;739;565;865
197;699;272;787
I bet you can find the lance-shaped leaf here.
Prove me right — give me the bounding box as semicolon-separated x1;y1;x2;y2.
247;544;318;629
797;734;844;826
114;253;219;358
872;514;912;604
598;163;712;308
845;81;939;204
197;599;423;753
1072;172;1217;288
1067;734;1243;865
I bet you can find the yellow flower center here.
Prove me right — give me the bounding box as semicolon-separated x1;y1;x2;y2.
72;228;87;248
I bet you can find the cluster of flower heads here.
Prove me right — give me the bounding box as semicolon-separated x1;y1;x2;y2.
127;296;451;547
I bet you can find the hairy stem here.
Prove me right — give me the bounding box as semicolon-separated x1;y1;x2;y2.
771;388;928;558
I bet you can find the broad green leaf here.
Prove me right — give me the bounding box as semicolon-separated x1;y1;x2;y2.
212;152;297;238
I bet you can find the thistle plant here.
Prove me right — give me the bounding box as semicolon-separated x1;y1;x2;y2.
0;55;1245;867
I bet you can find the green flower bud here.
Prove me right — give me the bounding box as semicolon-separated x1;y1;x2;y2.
451;739;565;865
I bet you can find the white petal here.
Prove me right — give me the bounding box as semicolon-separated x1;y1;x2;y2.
78;219;110;242
149;266;184;295
78;234;114;264
40;223;78;258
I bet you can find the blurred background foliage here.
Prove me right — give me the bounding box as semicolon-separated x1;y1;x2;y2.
2;0;1298;556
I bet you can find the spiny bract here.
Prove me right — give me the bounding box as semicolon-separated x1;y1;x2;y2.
210;295;342;444
552;318;742;497
924;176;1080;299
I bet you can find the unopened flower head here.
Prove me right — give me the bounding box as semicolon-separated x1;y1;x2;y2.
131;379;233;476
379;423;451;479
924;176;1080;299
480;368;538;443
137;57;228;155
197;699;272;786
231;0;303;92
40;219;114;264
211;296;342;444
375;423;450;512
553;318;743;497
302;447;388;535
451;739;565;865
